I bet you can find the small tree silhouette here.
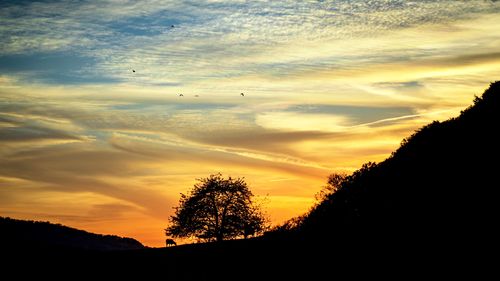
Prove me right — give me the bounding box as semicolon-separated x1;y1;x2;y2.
165;173;266;242
315;173;348;202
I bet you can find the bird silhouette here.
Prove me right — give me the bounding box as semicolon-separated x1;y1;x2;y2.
240;93;244;96
132;69;136;73
171;25;175;28
179;93;184;97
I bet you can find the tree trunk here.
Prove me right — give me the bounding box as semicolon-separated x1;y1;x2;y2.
216;233;223;242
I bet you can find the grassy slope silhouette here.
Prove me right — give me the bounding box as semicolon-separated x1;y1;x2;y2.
3;82;498;279
0;217;144;251
295;81;499;241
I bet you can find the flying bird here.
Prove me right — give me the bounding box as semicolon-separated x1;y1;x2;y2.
240;93;244;96
132;69;135;73
179;93;184;97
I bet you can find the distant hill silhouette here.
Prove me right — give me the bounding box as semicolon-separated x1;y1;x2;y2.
0;217;144;251
288;81;500;244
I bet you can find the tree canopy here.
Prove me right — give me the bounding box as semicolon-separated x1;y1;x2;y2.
165;173;266;242
315;173;348;202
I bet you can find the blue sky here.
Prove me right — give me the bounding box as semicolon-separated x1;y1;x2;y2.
2;0;498;86
1;0;499;246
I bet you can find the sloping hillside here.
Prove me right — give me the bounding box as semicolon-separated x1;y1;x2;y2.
296;81;500;241
0;217;144;251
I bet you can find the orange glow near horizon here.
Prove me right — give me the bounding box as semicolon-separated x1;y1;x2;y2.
1;1;500;247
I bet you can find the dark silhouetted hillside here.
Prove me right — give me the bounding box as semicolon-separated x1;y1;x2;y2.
0;217;144;251
293;81;500;243
4;82;499;279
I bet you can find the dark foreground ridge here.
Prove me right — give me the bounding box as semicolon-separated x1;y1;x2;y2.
294;81;500;241
3;82;499;279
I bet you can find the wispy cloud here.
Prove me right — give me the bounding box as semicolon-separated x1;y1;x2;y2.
1;1;499;86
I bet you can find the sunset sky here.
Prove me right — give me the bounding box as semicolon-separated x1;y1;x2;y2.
1;0;499;247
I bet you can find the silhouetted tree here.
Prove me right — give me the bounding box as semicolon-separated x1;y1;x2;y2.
165;173;266;242
315;173;348;202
